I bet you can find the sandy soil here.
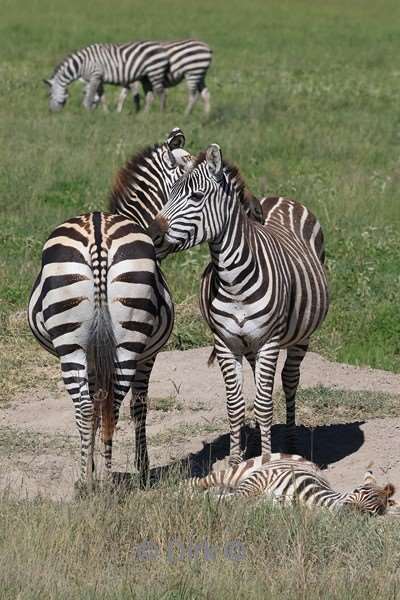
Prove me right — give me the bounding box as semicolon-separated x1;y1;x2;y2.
1;347;400;501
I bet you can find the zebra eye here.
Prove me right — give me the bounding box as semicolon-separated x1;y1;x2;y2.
192;192;204;201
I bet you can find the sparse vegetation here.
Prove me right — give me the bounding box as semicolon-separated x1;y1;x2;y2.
1;477;400;599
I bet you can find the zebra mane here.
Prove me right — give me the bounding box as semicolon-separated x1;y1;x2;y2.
51;48;82;78
109;144;163;212
192;151;265;223
193;151;246;200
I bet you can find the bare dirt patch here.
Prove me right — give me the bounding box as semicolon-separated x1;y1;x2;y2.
1;347;400;501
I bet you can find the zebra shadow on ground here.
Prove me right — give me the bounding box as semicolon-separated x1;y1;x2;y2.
112;421;365;491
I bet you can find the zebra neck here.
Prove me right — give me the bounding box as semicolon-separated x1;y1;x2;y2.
315;489;351;511
208;202;258;290
55;56;83;86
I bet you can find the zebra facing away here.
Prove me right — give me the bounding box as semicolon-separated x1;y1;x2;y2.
117;39;212;115
189;454;396;516
149;145;329;465
28;129;191;490
44;42;169;112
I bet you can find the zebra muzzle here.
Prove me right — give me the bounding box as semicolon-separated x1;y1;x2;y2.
148;215;169;245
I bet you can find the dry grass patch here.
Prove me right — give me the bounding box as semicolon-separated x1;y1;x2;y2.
1;475;400;599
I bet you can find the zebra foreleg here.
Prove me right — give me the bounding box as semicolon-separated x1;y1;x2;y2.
216;345;245;465
281;342;309;452
130;357;155;486
116;87;129;113
83;75;103;110
254;341;280;456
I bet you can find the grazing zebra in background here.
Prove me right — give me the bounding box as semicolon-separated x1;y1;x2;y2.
116;39;213;115
28;213;173;490
189;454;396;516
44;42;169;112
149;144;329;465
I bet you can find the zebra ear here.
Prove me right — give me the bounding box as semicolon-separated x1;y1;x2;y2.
206;144;223;179
43;79;52;87
167;128;185;150
383;483;395;498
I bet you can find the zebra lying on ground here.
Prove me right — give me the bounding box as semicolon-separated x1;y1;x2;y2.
44;41;168;112
189;453;396;516
116;39;212;115
28;130;190;490
149;144;329;465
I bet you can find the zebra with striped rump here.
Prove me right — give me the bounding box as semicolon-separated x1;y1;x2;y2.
44;42;168;112
149;144;329;465
189;454;396;516
117;39;212;115
28;130;190;489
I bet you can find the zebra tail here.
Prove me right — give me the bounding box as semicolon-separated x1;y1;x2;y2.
89;300;117;444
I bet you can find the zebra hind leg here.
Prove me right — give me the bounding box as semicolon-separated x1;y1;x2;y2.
201;88;211;115
281;341;309;453
61;354;96;495
130;358;155;487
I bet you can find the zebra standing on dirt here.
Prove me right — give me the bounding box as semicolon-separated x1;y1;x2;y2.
149;144;329;465
189;454;396;515
117;39;212;115
28;130;190;490
44;42;169;112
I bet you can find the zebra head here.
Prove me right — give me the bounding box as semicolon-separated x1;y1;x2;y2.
149;143;241;256
344;471;395;515
43;77;68;112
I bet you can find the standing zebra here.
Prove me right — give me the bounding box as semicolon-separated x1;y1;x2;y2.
28;129;190;489
149;145;329;465
28;213;173;490
189;454;396;516
44;42;169;112
116;39;212;115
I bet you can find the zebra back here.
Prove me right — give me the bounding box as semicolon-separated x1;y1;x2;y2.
260;196;326;264
161;39;212;85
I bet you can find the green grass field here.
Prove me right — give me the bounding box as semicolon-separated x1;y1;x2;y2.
1;0;400;375
1;1;400;596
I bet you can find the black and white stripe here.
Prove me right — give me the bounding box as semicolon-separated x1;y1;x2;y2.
117;39;212;115
110;128;192;228
28;212;173;490
189;454;395;515
44;42;169;112
150;144;329;464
